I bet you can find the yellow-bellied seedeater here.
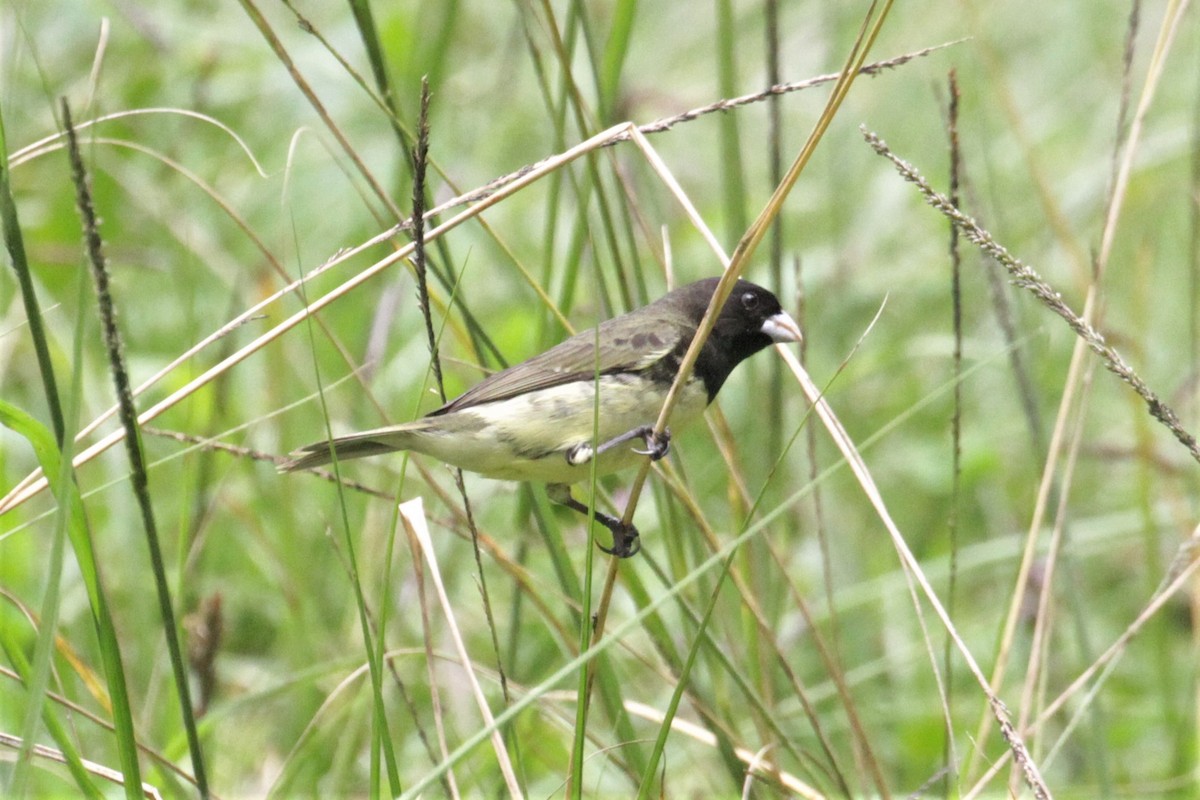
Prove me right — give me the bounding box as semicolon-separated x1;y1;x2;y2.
281;277;801;557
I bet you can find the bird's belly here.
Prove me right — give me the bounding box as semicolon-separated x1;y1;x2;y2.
410;375;708;484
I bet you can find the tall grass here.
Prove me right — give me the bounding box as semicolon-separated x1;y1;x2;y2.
1;1;1198;797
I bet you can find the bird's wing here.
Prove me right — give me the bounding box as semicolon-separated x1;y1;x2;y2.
431;307;691;416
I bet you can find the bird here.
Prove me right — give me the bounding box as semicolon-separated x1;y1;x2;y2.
280;277;801;557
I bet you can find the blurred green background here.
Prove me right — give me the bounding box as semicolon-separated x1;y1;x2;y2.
1;1;1197;797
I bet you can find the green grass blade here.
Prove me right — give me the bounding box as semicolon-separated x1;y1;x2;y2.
0;101;65;446
0;402;103;798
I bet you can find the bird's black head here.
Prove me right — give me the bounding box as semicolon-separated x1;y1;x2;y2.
672;277;802;401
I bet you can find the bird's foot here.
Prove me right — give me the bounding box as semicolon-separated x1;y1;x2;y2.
593;512;642;559
546;483;642;558
565;425;671;466
631;427;671;460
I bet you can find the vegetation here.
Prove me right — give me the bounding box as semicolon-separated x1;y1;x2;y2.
1;1;1197;797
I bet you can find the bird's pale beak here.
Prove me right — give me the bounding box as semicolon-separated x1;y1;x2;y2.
762;311;802;344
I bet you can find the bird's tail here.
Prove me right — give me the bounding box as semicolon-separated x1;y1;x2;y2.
278;425;422;472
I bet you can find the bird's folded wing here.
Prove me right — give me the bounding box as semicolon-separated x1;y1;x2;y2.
432;309;690;415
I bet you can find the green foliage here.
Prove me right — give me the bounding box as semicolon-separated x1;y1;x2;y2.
1;1;1198;797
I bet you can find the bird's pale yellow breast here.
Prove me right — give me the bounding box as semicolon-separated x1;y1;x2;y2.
401;374;708;483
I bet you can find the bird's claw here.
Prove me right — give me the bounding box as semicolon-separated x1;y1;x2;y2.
631;428;671;461
597;522;642;558
547;485;645;559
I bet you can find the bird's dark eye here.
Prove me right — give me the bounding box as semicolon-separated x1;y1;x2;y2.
740;292;759;311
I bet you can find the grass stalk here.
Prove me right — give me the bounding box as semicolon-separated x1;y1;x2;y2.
63;99;208;798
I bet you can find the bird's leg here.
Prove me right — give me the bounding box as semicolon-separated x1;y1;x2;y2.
564;425;671;467
546;483;641;558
